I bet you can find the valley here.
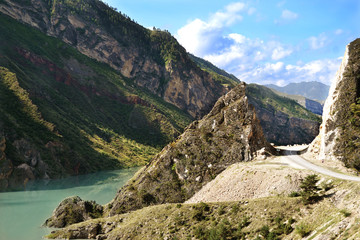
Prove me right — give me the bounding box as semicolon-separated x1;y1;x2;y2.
0;0;359;240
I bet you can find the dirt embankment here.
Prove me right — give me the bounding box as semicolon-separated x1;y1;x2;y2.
186;161;310;204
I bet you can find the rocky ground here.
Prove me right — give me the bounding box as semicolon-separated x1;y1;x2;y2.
47;150;360;239
186;162;309;204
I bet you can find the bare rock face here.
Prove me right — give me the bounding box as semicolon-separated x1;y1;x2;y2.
0;0;227;118
107;83;274;216
249;98;320;145
0;137;49;191
305;99;323;115
309;39;360;169
44;196;103;228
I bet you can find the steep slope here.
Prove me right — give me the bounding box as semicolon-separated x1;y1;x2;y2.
103;83;274;216
309;39;360;170
45;83;274;227
268;88;324;115
246;84;321;145
188;55;321;145
0;13;193;190
0;0;227;118
265;81;330;101
188;54;239;88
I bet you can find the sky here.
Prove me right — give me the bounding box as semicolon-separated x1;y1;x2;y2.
102;0;360;86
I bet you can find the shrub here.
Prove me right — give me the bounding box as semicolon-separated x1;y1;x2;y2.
340;209;351;217
288;191;300;197
300;174;321;204
295;222;312;237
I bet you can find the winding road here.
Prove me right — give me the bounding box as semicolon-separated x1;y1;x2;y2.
283;149;360;182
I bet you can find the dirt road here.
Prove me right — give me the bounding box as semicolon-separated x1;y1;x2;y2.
283;148;360;182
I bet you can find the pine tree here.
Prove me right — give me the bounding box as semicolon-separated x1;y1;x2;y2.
300;174;321;204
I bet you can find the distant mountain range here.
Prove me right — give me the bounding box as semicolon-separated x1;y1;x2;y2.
265;81;330;102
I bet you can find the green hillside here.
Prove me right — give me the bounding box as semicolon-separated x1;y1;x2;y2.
189;54;239;88
246;84;321;123
0;12;192;187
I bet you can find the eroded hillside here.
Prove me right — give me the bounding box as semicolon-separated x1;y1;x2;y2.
0;0;228;118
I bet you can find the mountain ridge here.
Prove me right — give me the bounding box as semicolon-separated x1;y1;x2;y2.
0;12;195;190
0;0;228;119
265;81;330;102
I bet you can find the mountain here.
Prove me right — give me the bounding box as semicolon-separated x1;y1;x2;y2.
246;84;321;145
308;39;360;170
43;40;360;240
188;54;321;145
0;0;228;119
188;54;239;88
0;0;240;190
267;88;324;115
265;81;330;101
0;13;199;190
45;83;275;227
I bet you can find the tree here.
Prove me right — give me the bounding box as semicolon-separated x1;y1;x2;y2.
300;174;321;204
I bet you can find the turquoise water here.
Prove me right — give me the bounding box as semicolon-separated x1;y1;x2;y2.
0;168;140;240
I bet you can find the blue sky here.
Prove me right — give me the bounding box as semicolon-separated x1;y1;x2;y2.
102;0;359;86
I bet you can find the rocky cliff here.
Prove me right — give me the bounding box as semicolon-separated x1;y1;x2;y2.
246;84;321;145
187;55;321;146
0;14;195;191
45;82;274;227
305;98;323;115
106;83;274;216
309;39;360;170
0;0;227;118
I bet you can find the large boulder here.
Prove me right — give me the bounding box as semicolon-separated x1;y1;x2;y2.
44;196;103;228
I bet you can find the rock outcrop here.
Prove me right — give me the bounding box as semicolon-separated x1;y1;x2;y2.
305;98;323;115
45;196;103;228
0;0;227;118
106;82;274;216
309;39;360;169
246;84;320;145
251;102;320;145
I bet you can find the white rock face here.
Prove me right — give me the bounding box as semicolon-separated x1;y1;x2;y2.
317;44;350;161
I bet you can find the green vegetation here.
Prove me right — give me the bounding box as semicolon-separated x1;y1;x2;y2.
0;12;192;181
295;222;312;237
340;209;351;217
246;84;321;122
299;174;321;204
49;198;302;240
189;54;239;88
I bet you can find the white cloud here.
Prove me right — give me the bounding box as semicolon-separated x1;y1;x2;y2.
271;46;292;60
176;2;340;88
335;29;343;35
225;2;246;13
176;2;246;56
238;58;341;86
202;35;292;70
281;9;298;20
308;33;328;50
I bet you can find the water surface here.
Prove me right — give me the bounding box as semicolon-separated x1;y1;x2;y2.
0;168;140;240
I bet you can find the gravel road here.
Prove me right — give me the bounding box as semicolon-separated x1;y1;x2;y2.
284;149;360;182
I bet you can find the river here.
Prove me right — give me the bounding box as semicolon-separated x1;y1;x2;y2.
0;167;140;240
